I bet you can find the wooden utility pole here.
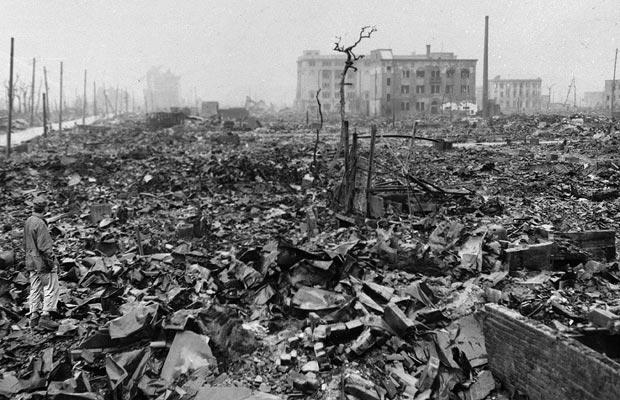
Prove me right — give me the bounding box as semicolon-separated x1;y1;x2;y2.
365;125;377;216
43;66;50;129
82;69;87;125
59;62;63;133
34;80;42;116
482;16;489;119
103;88;109;116
611;48;618;119
114;86;119;115
30;58;35;126
43;93;48;137
6;38;14;157
93;81;97;116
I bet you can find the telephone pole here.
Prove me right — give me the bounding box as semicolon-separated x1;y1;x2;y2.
93;81;97;116
611;48;618;119
482;16;489;119
82;69;87;125
6;38;14;158
43;93;48;137
30;58;36;126
59;62;63;133
43;66;50;132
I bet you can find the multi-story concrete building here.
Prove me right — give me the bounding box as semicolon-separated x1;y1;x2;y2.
582;91;605;110
295;45;477;118
488;76;542;114
145;67;181;112
604;80;620;113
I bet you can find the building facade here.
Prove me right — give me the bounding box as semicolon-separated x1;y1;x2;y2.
145;67;181;112
582;91;605;110
295;46;477;118
604;80;620;112
488;76;542;114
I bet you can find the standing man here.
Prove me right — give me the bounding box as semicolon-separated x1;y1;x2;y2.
24;196;59;330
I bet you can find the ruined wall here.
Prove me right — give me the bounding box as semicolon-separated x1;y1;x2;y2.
484;304;620;400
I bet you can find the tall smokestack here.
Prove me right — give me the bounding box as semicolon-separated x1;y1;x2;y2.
482;16;489;118
426;44;431;58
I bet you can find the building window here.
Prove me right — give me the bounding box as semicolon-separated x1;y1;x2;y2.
401;102;410;111
387;94;391;102
461;85;469;95
308;61;315;67
446;69;455;78
322;70;331;79
308;91;314;99
402;70;410;78
322;91;330;98
387;77;391;86
416;102;425;111
324;103;331;111
431;84;440;94
431;69;440;80
401;85;410;94
322;61;331;66
445;85;453;94
461;69;470;79
416;85;425;94
322;82;330;89
386;65;392;72
416;69;425;78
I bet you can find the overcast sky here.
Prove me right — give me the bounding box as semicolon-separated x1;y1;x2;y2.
1;0;618;108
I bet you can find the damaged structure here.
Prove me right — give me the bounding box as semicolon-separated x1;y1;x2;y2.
295;45;477;118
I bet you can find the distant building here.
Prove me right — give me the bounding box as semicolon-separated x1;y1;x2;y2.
582;91;605;110
604;80;620;112
295;45;477;118
488;76;542;114
220;107;249;120
201;101;219;117
145;67;180;112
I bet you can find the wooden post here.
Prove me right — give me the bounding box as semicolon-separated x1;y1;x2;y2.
30;58;35;126
611;48;618;119
344;120;350;174
59;62;63;133
6;37;14;158
103;88;109;116
34;79;42;116
351;129;358;189
366;125;377;216
43;66;50;130
306;109;309;125
43;93;48;137
82;69;87;125
482;16;489;119
114;86;119;116
93;81;97;116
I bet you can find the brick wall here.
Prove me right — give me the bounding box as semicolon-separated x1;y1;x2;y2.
484;304;620;400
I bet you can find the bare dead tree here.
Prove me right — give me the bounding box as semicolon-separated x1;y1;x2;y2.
333;26;377;157
313;88;323;178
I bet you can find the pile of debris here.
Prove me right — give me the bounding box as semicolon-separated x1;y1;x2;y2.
0;115;618;399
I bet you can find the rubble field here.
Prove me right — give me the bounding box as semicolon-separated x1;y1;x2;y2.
0;114;619;400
